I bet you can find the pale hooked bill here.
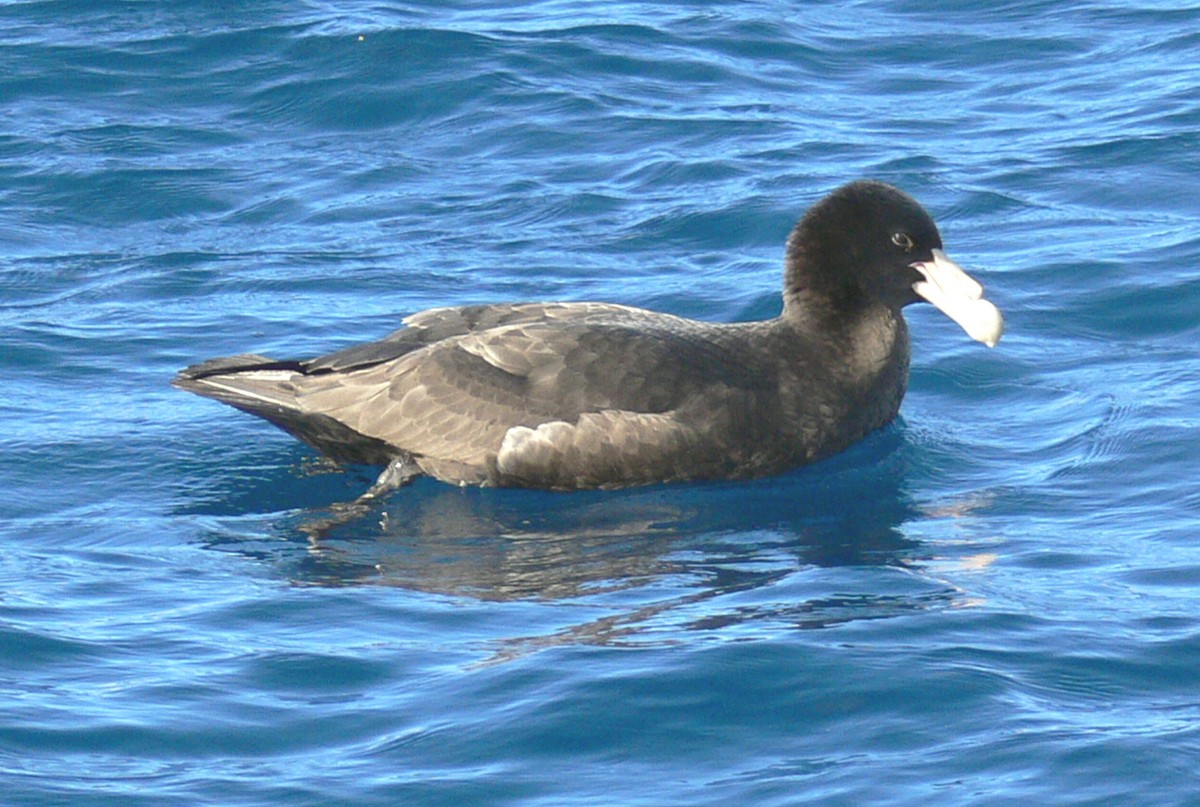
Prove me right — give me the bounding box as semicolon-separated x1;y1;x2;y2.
911;249;1004;348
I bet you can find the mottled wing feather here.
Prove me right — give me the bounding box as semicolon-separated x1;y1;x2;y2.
295;329;569;474
302;302;659;374
292;316;774;485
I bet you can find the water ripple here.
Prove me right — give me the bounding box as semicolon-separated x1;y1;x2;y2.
4;1;1200;804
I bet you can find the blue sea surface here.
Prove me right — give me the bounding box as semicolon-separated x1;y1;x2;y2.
3;1;1200;804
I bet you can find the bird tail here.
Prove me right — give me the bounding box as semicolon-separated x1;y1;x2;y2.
173;353;306;414
173;354;394;465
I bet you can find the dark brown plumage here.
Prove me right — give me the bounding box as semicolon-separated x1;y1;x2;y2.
175;180;1002;491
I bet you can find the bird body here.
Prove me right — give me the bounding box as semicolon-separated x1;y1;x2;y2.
175;181;1002;491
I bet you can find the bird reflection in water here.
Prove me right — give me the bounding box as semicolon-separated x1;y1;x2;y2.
190;430;997;661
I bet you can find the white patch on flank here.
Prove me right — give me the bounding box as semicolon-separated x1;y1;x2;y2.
496;421;573;473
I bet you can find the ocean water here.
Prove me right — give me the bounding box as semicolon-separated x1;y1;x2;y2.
3;0;1199;804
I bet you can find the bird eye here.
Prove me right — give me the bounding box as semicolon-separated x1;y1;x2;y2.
891;232;914;252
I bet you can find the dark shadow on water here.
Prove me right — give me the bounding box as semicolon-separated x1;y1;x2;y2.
181;423;967;651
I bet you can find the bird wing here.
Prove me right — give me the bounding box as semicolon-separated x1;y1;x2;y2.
301;301;658;374
292;318;773;486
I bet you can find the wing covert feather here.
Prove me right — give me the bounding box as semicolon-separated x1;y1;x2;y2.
293;316;777;483
302;302;663;374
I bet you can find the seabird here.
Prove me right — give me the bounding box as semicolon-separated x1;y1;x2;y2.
175;180;1003;491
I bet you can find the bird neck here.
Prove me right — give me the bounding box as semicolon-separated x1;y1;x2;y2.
778;297;910;393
